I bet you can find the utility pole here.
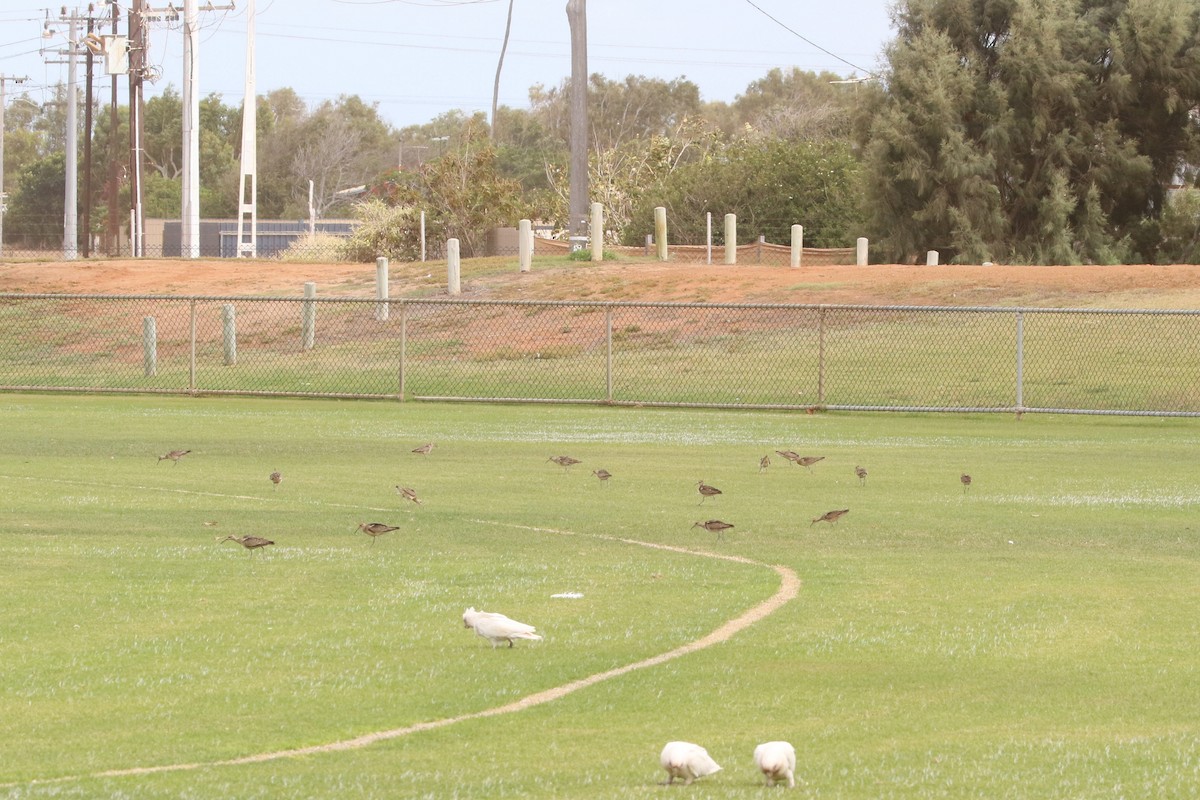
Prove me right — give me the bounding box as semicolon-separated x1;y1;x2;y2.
106;0;120;255
0;74;30;258
82;12;95;258
565;0;588;242
43;8;90;261
128;0;146;256
235;0;257;258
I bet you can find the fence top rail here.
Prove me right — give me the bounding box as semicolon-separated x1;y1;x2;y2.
2;292;1200;316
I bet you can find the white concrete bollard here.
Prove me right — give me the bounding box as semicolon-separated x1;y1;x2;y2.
926;250;939;266
376;257;390;321
724;213;737;265
518;219;532;272
856;237;869;266
791;224;803;268
654;206;668;262
590;203;604;262
302;281;316;350
447;238;461;295
222;304;237;366
142;317;157;377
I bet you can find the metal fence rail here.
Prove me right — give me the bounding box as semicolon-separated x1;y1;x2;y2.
2;293;1198;416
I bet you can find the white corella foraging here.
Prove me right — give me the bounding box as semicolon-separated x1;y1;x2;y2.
660;741;722;786
462;607;543;648
753;741;796;788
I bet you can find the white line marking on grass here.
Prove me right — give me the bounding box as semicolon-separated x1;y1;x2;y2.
2;522;799;789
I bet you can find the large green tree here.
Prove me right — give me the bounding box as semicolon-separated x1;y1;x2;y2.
862;0;1200;264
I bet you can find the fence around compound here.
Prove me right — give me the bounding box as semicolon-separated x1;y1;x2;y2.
1;293;1197;416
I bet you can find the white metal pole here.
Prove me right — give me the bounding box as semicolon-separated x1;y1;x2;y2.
235;0;257;257
181;0;200;258
63;15;79;260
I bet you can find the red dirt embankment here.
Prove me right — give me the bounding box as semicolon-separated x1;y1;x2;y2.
3;258;1199;308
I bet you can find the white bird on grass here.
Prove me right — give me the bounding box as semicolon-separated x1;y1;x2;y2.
660;741;722;786
462;607;543;648
753;741;796;788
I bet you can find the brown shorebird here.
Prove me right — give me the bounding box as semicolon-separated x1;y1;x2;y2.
696;480;722;504
796;456;825;470
855;465;868;486
357;522;400;544
158;449;190;465
412;442;435;457
219;534;274;552
961;473;972;493
592;469;612;482
692;519;735;540
269;470;282;488
775;450;801;464
759;455;771;472
811;508;849;526
395;485;422;504
549;455;581;469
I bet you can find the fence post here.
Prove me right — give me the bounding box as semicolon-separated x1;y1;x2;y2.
1015;311;1025;414
926;250;939;266
447;238;461;295
756;235;764;265
605;307;613;403
188;299;197;392
654;206;668;262
791;224;803;268
142;317;157;377
420;210;427;262
706;211;712;265
222;304;237;366
644;234;652;256
302;281;316;350
590;203;604;262
856;237;869;266
376;257;389;321
724;214;737;265
817;306;827;404
518;218;532;272
398;301;407;400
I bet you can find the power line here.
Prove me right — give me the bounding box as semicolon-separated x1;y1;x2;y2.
742;0;876;76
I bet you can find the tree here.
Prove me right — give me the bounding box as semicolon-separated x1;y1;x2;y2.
623;136;864;247
706;67;860;142
862;0;1200;264
4;153;66;247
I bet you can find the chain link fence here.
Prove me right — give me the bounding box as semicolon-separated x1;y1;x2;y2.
2;293;1198;415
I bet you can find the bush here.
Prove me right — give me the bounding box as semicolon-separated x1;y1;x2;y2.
339;200;442;263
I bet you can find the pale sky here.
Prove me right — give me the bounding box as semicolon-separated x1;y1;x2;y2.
2;1;896;129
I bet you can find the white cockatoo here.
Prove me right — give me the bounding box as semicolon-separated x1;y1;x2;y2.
462;607;543;648
659;741;722;786
753;741;796;788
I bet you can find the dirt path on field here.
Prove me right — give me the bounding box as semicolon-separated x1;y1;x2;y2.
4;257;1200;308
7;524;799;788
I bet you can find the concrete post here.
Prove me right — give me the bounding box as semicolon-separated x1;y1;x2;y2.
447;238;461;295
926;250;939;266
518;219;532;272
706;212;712;265
221;304;236;366
724;214;737;265
790;224;803;268
856;237;869;266
590;202;604;262
376;256;389;321
302;281;316;350
142;316;157;377
644;234;652;256
654;206;668;262
756;234;764;265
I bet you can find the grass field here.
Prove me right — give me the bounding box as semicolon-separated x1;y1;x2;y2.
2;394;1200;798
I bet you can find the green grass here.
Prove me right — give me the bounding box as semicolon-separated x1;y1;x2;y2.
2;395;1200;798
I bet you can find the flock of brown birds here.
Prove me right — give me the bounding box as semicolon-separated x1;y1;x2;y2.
161;442;974;554
160;443;437;554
